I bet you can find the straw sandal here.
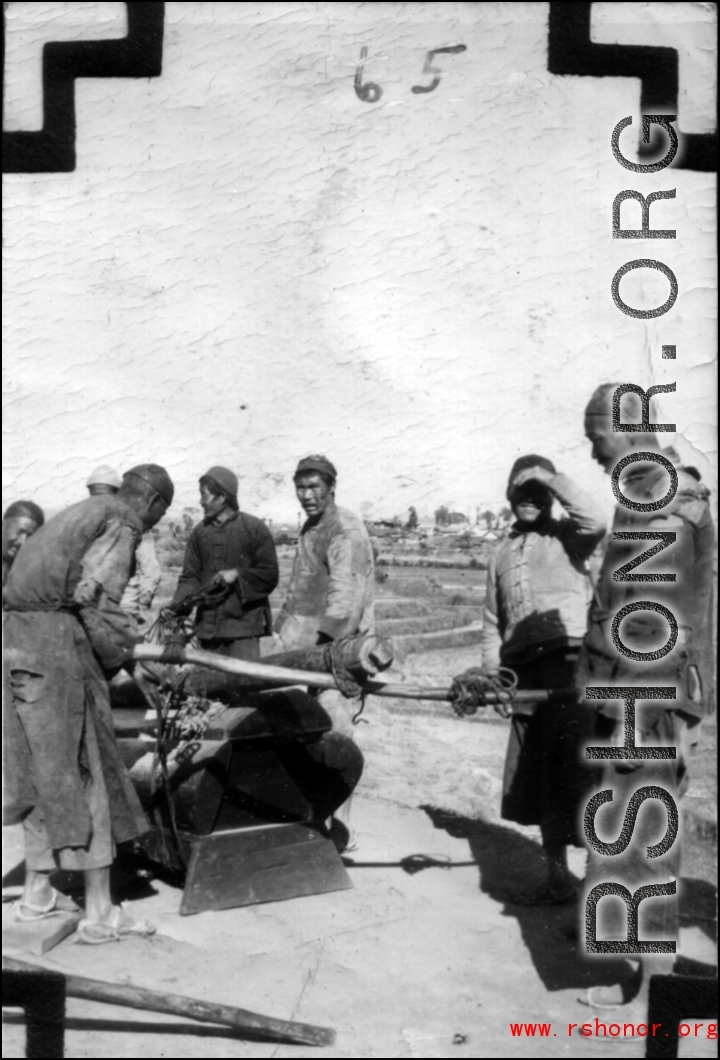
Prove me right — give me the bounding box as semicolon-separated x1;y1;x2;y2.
74;904;156;945
12;888;80;922
579;970;643;1010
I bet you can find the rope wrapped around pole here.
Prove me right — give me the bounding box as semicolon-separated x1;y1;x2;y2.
158;632;188;666
321;637;364;699
448;667;519;716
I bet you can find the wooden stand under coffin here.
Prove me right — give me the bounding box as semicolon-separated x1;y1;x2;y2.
142;822;351;916
112;680;363;916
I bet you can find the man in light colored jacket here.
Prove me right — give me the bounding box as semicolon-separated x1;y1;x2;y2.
275;455;374;669
275;455;375;848
120;531;162;624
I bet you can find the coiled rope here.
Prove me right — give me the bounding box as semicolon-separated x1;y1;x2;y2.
319;636;371;724
144;582;233;663
449;666;518;716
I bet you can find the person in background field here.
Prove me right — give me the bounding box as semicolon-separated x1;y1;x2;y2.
2;500;45;586
3;464;174;943
84;465;162;625
482;454;606;904
165;466;279;661
86;465;122;496
121;530;162;627
577;383;715;1012
275;455;375;850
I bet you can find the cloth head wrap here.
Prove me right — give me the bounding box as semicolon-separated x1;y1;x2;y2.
294;455;337;483
506;454;556;501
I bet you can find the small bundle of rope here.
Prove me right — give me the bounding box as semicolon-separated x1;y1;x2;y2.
449;667;518;716
145;582;233;663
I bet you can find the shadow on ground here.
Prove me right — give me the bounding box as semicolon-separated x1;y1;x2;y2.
421;806;646;993
2;850;161;905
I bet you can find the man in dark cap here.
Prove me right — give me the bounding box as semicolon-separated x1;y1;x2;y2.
276;455;375;653
166;466;279;661
2;499;45;586
578;384;715;1011
275;455;375;847
3;464;173;942
482;454;606;904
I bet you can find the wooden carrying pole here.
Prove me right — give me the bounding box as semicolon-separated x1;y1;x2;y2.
2;956;335;1048
132;643;569;707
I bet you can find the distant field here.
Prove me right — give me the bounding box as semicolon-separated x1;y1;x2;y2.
152;526;489;652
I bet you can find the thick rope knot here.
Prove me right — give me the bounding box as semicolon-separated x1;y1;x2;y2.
449;667;518;716
322;637;364;700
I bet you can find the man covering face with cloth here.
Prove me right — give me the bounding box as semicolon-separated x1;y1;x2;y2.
482;454;606;905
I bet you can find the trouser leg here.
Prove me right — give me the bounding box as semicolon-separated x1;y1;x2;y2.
23;711;115;875
22;808;57;873
584;708;683;1002
316;688;356;739
316;689;357;830
540;819;569;886
57;709;115;872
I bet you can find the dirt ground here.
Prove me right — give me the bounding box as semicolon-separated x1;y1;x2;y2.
3;644;717;1059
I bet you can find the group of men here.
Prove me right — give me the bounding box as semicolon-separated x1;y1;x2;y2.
1;387;714;1012
2;453;374;942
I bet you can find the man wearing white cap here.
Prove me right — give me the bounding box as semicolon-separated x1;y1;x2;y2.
167;466;279;660
86;465;122;496
84;466;162;623
120;530;162;627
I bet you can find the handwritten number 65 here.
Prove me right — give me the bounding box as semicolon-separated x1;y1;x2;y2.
412;44;467;94
354;44;467;104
